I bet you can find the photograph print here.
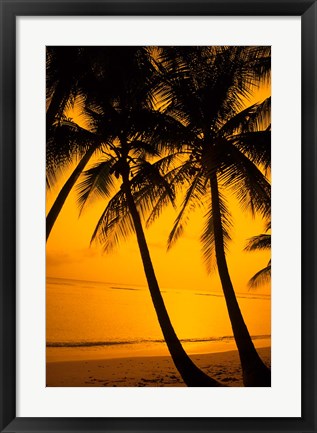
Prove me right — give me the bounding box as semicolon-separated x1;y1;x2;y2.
46;46;271;387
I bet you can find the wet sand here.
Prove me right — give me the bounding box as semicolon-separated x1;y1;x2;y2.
46;346;270;387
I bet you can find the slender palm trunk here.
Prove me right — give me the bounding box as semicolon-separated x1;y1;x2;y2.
210;171;271;387
46;146;95;241
122;176;221;387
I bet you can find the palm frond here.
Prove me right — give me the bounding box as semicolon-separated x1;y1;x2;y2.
46;119;99;182
130;159;176;222
139;153;184;227
229;130;271;171
167;169;206;249
265;220;271;232
220;142;271;219
248;262;271;289
157;47;270;138
76;157;116;214
244;234;271;251
129;140;161;159
245;46;271;84
91;190;135;252
245;97;271;132
219;97;271;136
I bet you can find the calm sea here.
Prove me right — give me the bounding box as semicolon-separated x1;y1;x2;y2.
46;277;271;362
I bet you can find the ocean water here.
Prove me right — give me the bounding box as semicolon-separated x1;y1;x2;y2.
46;277;271;362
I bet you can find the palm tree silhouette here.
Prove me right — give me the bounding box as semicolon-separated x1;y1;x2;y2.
244;222;271;288
77;93;221;387
46;47;156;239
47;46;221;386
46;46;103;238
154;46;271;386
46;116;102;239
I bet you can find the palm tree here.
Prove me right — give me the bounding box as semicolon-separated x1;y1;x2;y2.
244;222;271;288
46;46;103;238
76;102;221;388
47;46;221;386
46;116;104;239
46;47;160;239
153;46;271;386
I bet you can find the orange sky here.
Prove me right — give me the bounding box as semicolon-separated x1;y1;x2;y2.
46;84;271;297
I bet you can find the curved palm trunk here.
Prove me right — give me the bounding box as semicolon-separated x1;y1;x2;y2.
122;178;221;387
46;146;95;241
210;171;271;387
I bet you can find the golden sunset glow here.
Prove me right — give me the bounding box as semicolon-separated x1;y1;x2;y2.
46;47;271;387
47;85;270;289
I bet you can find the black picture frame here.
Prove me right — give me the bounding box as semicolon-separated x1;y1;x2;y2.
0;1;316;432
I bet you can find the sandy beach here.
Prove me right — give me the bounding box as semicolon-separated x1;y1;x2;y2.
46;346;270;387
